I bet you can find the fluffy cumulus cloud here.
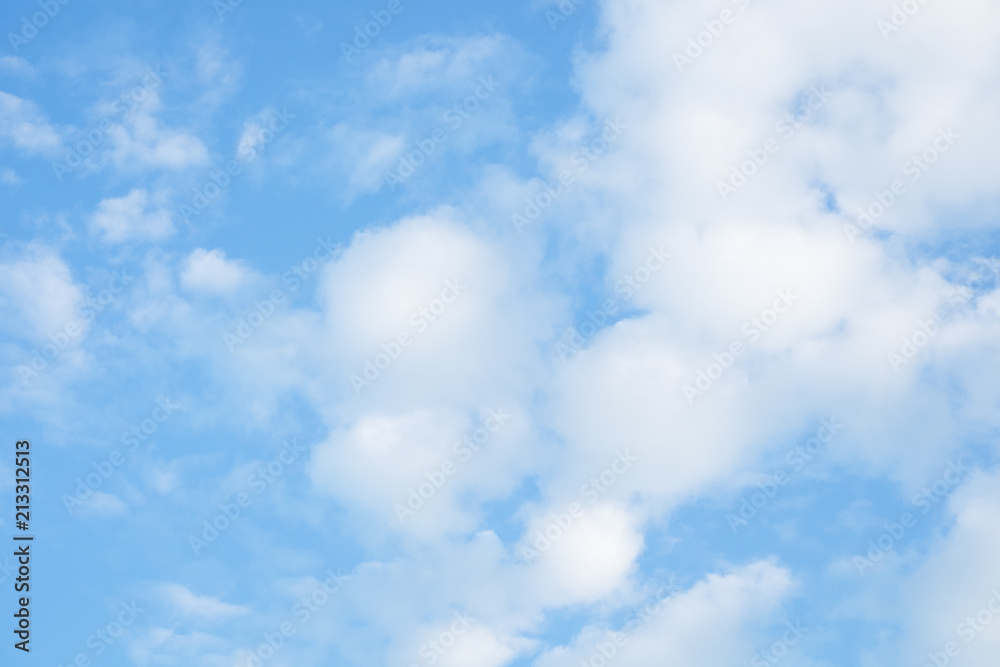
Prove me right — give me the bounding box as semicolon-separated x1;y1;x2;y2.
180;248;253;294
888;471;1000;667
89;188;175;243
534;561;796;667
99;86;210;171
523;502;645;605
5;0;1000;665
0;244;83;340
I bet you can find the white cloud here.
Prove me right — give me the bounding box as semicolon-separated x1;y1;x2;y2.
434;624;529;667
300;35;521;201
127;627;228;667
90;85;208;172
0;90;59;154
525;502;645;605
0;244;84;340
310;410;469;523
156;583;249;620
77;490;128;517
106;112;209;170
233;106;296;164
180;248;252;295
888;470;1000;666
366;35;514;100
89;188;175;244
0;167;21;185
203;210;555;428
320;124;406;198
310;404;536;542
535;561;796;667
194;42;242;111
312;213;550;400
0;56;34;77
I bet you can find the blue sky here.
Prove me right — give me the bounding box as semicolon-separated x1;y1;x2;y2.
2;0;1000;666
